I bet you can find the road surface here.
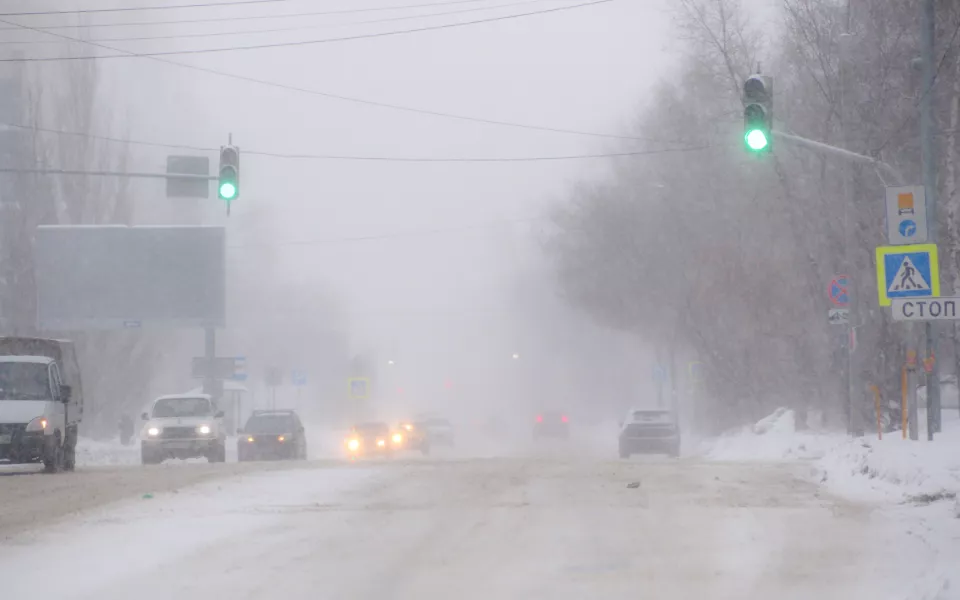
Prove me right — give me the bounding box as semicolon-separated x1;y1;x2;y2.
0;457;929;599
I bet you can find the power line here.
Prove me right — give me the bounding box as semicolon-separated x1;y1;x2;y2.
0;0;491;31
0;121;715;161
0;0;549;45
0;0;615;61
0;7;653;142
0;0;294;17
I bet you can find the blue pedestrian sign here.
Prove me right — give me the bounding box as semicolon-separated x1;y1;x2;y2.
348;377;369;400
875;243;940;307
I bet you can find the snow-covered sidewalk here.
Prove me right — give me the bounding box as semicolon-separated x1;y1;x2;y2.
702;408;960;599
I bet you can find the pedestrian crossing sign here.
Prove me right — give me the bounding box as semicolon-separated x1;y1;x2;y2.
875;243;940;307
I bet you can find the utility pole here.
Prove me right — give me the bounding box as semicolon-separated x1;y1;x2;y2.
839;0;856;433
920;0;941;439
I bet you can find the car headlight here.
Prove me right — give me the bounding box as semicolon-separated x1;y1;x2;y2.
277;435;286;442
376;439;386;448
402;424;413;431
346;438;360;451
25;416;47;432
246;436;255;443
147;427;160;437
392;433;403;444
197;424;211;435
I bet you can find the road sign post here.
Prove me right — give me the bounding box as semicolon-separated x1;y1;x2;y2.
348;378;369;400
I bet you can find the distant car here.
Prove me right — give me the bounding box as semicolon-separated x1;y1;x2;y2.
618;409;680;458
417;417;455;447
396;421;431;455
344;422;394;458
533;411;569;439
141;393;226;465
238;410;307;462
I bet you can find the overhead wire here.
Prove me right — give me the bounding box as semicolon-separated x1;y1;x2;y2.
0;0;492;31
0;120;715;161
0;0;616;61
0;3;654;142
0;0;553;45
0;0;298;17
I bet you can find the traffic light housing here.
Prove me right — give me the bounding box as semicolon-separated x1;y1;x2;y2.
218;145;240;203
742;74;773;153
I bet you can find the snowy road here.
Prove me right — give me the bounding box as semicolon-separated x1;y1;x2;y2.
0;457;930;599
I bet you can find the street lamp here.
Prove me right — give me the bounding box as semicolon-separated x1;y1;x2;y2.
512;353;520;360
387;359;395;366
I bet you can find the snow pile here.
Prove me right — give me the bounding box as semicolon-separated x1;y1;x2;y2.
702;408;846;461
817;418;960;503
76;437;140;467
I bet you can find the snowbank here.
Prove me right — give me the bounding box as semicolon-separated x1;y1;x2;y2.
817;419;960;503
76;437;140;467
701;408;846;461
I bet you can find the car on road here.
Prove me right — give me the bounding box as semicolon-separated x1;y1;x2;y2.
618;408;680;458
344;422;394;458
0;337;84;473
141;393;226;465
417;417;455;447
395;421;431;455
533;411;569;440
238;410;307;462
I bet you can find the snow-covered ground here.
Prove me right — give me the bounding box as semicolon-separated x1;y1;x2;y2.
702;407;960;599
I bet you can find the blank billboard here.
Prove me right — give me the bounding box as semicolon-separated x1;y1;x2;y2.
35;226;225;330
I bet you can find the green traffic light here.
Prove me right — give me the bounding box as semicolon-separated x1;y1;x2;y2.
745;129;769;151
219;181;237;200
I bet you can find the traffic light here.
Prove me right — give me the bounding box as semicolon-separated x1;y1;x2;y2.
218;145;240;203
742;74;773;153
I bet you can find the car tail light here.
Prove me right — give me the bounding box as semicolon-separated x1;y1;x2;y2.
536;415;543;423
561;415;569;423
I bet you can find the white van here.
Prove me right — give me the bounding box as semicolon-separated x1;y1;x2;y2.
0;337;83;473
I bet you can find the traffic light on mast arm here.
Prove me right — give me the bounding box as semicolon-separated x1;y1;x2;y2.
742;74;773;153
218;145;240;208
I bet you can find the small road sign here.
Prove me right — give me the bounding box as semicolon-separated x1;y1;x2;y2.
652;365;667;382
891;298;960;321
828;308;850;325
875;243;939;307
828;275;850;307
348;377;369;400
886;185;928;245
229;356;247;381
291;369;307;387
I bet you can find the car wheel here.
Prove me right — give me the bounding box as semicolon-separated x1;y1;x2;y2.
43;433;63;473
63;426;78;471
212;442;226;463
420;443;431;456
618;447;630;459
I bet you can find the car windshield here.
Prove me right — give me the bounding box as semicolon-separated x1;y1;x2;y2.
152;397;212;418
630;411;673;424
0;362;51;401
245;415;295;433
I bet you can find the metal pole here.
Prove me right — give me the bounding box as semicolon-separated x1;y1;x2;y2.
920;0;941;438
907;344;920;440
203;327;216;399
839;26;856;435
773;131;905;185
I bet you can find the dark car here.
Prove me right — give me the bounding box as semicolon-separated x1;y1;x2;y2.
618;409;680;458
238;410;307;462
533;411;569;439
344;422;394;457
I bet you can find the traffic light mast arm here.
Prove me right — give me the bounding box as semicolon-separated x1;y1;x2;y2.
773;130;904;186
